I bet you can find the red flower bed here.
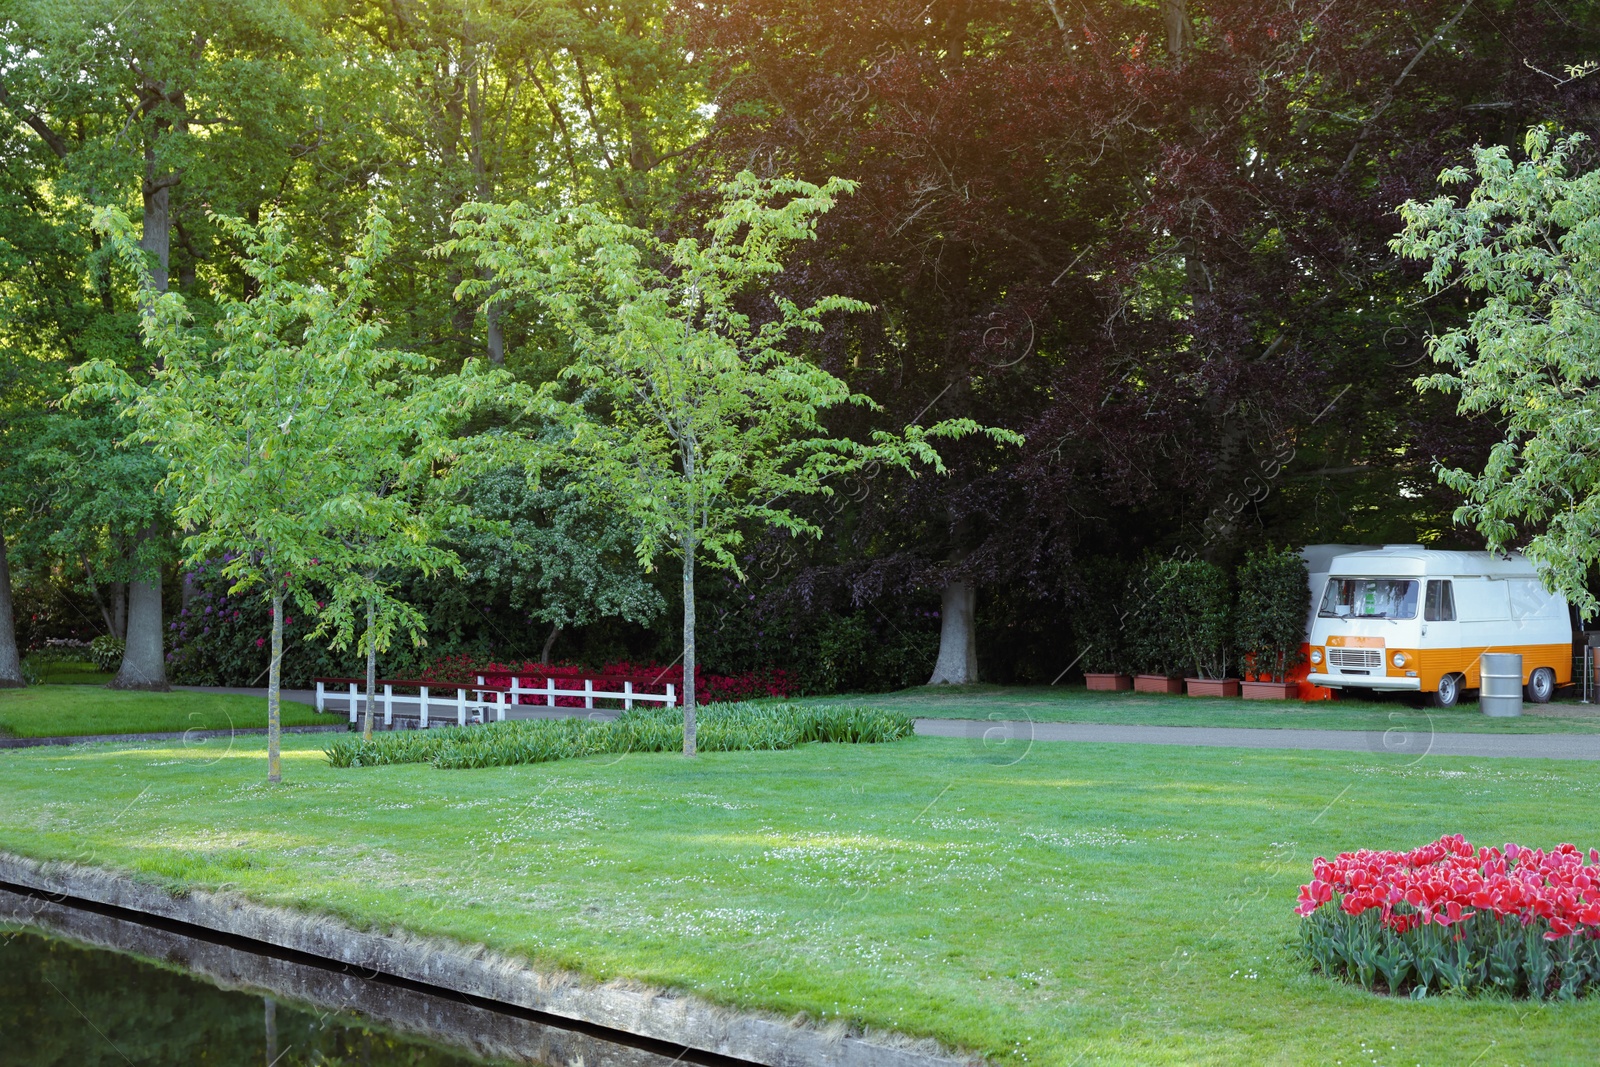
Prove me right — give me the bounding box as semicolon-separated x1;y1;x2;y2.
420;654;793;707
1297;835;1600;998
1297;834;1600;937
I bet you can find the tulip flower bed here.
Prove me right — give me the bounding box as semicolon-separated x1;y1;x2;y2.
324;701;913;769
1297;834;1600;999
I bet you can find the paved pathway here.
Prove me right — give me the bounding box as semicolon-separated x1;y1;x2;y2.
92;690;1600;760
914;718;1600;760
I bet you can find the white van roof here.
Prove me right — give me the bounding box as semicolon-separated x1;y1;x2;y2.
1326;545;1539;578
1300;544;1380;576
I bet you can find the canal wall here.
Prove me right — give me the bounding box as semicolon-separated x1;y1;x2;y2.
0;850;974;1067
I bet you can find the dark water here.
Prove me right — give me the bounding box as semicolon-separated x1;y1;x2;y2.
0;924;502;1066
0;890;679;1067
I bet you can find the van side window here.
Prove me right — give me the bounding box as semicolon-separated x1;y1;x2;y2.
1424;580;1456;622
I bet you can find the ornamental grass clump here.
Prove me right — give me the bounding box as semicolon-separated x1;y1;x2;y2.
324;702;913;770
1297;834;1600;999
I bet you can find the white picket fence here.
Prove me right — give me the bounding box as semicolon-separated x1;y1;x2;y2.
313;675;677;729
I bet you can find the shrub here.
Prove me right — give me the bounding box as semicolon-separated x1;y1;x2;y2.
1123;557;1185;676
1296;835;1600;999
1073;559;1131;675
324;701;914;769
89;635;126;672
1166;559;1231;679
1234;546;1309;682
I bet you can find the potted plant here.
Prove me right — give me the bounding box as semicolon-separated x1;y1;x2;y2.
1234;545;1309;700
1167;559;1239;697
1075;559;1132;690
1127;558;1185;694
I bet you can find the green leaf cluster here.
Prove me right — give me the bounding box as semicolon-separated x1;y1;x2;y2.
1395;127;1600;618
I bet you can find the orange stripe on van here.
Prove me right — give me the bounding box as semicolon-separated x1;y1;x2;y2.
1326;635;1385;648
1413;644;1572;691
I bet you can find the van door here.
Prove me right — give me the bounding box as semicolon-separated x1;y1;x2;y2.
1454;578;1510;686
1421;579;1460;689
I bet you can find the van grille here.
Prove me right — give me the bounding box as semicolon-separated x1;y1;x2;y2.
1328;648;1383;671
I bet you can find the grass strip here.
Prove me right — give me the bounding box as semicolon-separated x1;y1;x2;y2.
324;702;915;769
0;685;320;739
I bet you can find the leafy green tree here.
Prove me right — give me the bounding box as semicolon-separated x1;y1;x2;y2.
75;205;502;780
1395;127;1600;617
455;467;664;664
330;0;712;367
443;173;1016;754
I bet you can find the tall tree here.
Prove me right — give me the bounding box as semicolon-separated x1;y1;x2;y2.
444;174;1013;752
4;0;324;687
686;0;1600;681
77;204;503;779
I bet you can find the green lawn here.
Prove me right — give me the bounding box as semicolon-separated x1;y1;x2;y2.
0;685;323;739
0;734;1596;1064
25;657;114;686
818;683;1600;734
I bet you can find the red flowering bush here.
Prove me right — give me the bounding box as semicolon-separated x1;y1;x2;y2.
419;655;793;707
1297;835;1600;999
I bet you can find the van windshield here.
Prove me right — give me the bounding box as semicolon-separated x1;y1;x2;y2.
1318;578;1419;620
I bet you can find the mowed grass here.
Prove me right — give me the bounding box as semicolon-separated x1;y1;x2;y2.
0;685;322;738
27;658;115;685
824;684;1600;735
0;734;1597;1064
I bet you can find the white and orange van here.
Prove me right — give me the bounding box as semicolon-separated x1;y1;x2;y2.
1306;546;1573;707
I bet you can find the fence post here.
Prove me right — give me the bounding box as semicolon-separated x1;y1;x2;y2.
315;680;325;714
624;681;634;711
497;688;507;722
546;678;555;708
456;687;466;726
419;685;430;729
585;678;594;710
666;683;676;707
511;675;521;707
383;683;393;726
348;682;359;724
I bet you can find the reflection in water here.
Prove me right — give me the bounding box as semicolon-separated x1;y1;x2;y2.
0;890;684;1067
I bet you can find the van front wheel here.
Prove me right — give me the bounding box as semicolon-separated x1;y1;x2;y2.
1525;667;1556;705
1431;673;1464;708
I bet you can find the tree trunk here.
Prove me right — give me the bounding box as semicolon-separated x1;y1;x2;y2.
1162;0;1190;62
0;527;23;687
110;563;168;690
926;580;979;685
539;622;561;665
362;597;377;741
267;592;283;783
141;153;171;294
485;285;505;365
180;570;195;617
682;531;697;757
111;581;127;640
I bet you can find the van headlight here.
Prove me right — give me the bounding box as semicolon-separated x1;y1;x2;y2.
1310;649;1322;664
1392;652;1408;667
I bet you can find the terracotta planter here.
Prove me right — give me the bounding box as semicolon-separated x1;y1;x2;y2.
1241;680;1298;701
1134;674;1184;695
1185;677;1241;698
1084;672;1133;692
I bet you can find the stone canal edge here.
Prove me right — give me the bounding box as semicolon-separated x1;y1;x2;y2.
0;851;973;1067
